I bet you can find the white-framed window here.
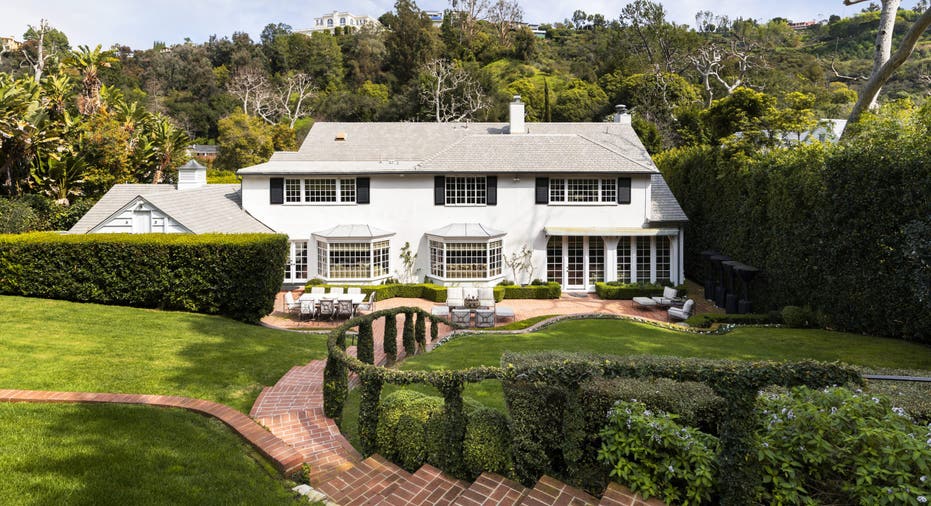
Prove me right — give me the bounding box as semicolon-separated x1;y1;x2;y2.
549;178;617;204
285;240;309;282
588;237;604;284
317;239;390;280
284;178;356;204
445;176;487;205
656;236;671;283
546;236;562;283
617;237;631;283
340;17;346;25
429;239;502;279
636;237;651;282
327;19;333;26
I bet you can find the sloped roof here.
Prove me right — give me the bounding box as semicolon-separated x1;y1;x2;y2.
425;223;506;240
69;184;273;234
238;121;658;175
312;224;394;239
649;174;687;223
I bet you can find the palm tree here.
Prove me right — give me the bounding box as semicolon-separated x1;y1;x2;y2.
0;77;61;195
63;45;117;116
147;115;190;184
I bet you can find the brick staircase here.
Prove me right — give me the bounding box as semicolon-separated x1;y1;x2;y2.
252;312;664;505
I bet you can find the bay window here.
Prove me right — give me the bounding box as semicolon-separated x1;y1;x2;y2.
429;240;503;279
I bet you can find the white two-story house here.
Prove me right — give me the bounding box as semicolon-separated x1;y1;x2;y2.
71;98;686;292
238;98;686;291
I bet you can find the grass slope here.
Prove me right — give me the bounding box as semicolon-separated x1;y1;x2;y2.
0;403;298;505
0;295;325;412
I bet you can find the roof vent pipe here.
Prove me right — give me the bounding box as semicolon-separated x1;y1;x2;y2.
509;95;526;134
614;104;631;125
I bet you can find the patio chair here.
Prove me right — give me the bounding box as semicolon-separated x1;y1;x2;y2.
347;287;362;295
310;286;325;295
667;299;695;322
318;299;336;320
329;287;345;297
475;309;495;328
299;300;316;321
447;287;465;308
651;286;681;306
336;298;354;319
451;308;471;327
355;292;376;314
478;287;495;308
284;292;300;314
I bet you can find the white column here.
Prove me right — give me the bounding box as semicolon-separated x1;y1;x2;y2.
604;237;619;282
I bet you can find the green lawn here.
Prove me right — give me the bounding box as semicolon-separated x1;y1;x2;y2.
340;318;931;447
0;403;299;505
0;295;326;413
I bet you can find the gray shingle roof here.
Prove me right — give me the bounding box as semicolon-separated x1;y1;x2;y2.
649;174;687;223
238;121;658;175
69;184;273;234
312;224;394;239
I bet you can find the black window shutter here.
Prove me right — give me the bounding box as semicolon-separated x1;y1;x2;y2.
270;177;284;204
356;177;370;204
535;177;549;204
486;176;497;206
617;177;631;204
434;176;446;206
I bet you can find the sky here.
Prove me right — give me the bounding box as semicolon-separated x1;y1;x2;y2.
0;0;923;49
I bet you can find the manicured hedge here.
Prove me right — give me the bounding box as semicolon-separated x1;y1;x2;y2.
0;232;287;322
594;282;685;299
306;282;560;302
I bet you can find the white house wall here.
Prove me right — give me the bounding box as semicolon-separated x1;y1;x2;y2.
242;173;680;288
95;203;186;234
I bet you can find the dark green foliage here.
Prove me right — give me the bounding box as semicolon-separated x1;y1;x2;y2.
595;282;685;299
414;311;427;351
402;310;416;356
781;305;815;328
0;232;286;322
0;198;42;233
395;414;428;471
658;105;931;342
358;370;383;455
430;318;438;342
383;313;398;363
463;408;514;479
323;351;348;421
357;319;374;364
375;390;443;465
684;312;783;328
303;282;447;302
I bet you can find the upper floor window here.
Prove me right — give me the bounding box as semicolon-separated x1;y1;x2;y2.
284;178;356;204
340;17;346;25
327;19;333;27
445;176;487;206
549;178;616;203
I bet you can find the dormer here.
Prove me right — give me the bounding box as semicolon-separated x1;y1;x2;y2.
176;159;207;191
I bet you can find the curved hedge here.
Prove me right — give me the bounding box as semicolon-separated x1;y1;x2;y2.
325;309;863;505
0;232;287;323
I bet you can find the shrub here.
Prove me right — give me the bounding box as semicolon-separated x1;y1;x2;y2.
402;312;415;356
497;279;515;286
306;278;326;286
383;313;398;363
596;282;685;300
501;282;561;299
463;408;514;479
684;312;782;328
755;386;931;504
0;198;43;233
357;319;374;364
781;305;814;328
375;390;443;462
395;414;428;471
598;401;719;505
530;278;545;286
0;232;286;322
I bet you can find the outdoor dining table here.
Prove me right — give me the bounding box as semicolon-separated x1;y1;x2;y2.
299;292;367;305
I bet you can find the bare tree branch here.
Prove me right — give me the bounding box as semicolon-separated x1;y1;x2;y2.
487;0;523;47
688;40;760;106
420;59;489;123
275;73;316;129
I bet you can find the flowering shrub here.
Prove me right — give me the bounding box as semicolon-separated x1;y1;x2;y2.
598;401;718;505
756;386;931;505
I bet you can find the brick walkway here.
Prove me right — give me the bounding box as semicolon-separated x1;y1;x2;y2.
0;389;304;475
252;312;666;505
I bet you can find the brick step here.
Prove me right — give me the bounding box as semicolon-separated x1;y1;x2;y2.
519;475;598;506
318;455;412;504
453;472;530;506
598;483;665;506
379;463;470;505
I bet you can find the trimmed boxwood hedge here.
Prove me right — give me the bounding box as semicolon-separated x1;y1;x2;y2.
0;232;287;323
595;282;686;300
306;282;561;302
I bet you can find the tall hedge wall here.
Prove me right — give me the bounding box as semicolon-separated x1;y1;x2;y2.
657;104;931;342
0;232;288;323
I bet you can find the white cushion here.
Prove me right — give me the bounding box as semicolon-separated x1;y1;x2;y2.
663;286;678;299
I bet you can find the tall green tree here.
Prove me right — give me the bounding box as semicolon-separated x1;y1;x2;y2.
64;45;117;116
381;0;441;85
215;111;275;170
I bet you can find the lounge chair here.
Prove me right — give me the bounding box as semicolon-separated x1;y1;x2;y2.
355;292;376;314
447;287;464;308
652;286;681;307
478;287;496;308
668;299;695;322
